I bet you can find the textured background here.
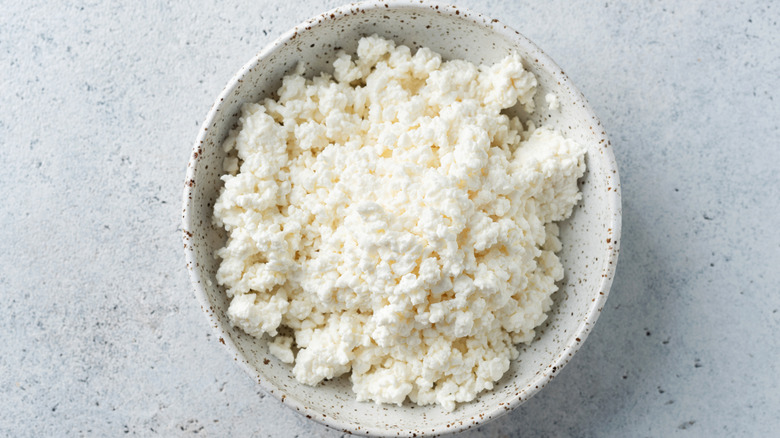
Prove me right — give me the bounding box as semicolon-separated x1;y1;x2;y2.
1;0;778;436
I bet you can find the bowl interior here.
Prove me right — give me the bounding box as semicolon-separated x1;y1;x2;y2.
183;2;620;435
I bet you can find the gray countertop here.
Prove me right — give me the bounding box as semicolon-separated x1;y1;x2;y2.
2;0;778;436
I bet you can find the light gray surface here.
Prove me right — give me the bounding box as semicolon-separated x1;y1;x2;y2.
1;0;777;436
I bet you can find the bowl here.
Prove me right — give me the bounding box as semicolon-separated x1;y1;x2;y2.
182;1;621;435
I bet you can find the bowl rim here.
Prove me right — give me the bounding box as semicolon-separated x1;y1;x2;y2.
182;1;622;436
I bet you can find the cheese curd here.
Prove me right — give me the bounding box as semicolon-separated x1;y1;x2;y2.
213;35;586;411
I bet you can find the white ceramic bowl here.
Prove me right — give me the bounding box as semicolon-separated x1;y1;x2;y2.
182;1;621;435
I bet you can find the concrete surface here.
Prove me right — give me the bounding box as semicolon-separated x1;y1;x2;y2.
1;0;778;436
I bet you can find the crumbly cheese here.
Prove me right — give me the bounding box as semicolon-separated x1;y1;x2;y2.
213;35;586;411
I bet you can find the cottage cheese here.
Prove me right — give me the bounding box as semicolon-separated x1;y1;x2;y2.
213;35;586;411
545;92;559;111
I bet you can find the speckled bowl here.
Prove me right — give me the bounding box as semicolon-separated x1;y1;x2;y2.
182;1;621;436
